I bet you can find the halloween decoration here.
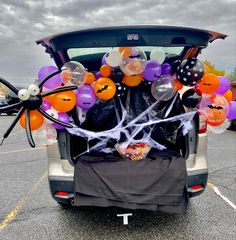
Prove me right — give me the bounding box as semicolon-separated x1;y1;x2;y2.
83;72;96;84
53;113;70;130
222;89;233;102
216;76;230;94
50;89;76;112
150;47;165;64
94;77;116;100
199;94;229;126
61;61;86;86
105;49;122;67
164;54;181;74
227;101;236;120
100;65;112;77
119;47;147;76
0;71;76;147
142;60;161;81
122;74;143;87
182;88;202;108
161;63;172;75
176;58;205;86
115;82;127;97
197;73;220;94
151;75;176;101
76;85;96;109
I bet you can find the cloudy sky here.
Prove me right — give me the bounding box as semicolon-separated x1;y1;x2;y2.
0;0;235;86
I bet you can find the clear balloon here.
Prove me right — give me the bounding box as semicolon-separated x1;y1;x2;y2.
151;75;176;101
105;49;122;67
38;66;62;89
32;123;57;147
119;47;147;76
61;61;87;86
150;47;165;64
199;94;229;126
207;119;230;134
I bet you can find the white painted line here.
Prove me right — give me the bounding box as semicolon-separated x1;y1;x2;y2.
0;147;46;155
207;182;236;211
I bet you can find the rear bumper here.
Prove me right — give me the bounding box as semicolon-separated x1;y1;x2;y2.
49;171;208;203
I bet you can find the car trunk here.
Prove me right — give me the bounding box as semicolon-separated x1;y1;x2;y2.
37;26;226;213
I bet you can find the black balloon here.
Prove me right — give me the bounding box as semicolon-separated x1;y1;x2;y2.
182;88;202;108
176;58;205;86
115;82;126;97
164;54;181;74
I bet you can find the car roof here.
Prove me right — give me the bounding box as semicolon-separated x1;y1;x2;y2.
36;25;227;51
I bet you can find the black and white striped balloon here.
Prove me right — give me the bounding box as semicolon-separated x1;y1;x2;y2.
176;58;205;86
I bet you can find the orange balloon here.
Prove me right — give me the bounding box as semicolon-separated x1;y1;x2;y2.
172;79;183;91
197;73;220;94
204;64;210;75
60;70;72;84
50;90;76;112
120;47;132;59
100;65;112;77
122;74;143;87
222;89;233;102
19;110;44;130
94;77;116;100
83;72;95;84
206;108;226;126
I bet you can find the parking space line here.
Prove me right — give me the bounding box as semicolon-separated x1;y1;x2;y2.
0;170;48;231
0;147;45;155
207;182;236;211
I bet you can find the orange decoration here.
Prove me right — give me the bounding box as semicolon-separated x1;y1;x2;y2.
19;110;44;130
204;64;210;75
94;77;116;100
222;89;233;102
60;70;72;83
172;79;183;91
50;89;76;112
119;47;132;59
100;65;112;77
206;108;226;126
122;74;143;87
197;73;220;94
83;72;96;84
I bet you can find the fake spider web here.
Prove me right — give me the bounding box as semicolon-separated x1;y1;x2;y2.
67;92;196;158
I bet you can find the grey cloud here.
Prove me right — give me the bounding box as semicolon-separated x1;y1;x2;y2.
0;0;235;85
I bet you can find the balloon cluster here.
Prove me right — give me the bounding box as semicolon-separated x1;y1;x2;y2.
1;46;235;148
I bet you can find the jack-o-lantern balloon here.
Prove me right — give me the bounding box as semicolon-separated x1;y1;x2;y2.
50;89;76;112
94;77;116;100
122;74;143;87
199;94;229;126
197;74;220;94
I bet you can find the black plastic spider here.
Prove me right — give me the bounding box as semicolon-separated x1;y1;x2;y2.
0;70;77;147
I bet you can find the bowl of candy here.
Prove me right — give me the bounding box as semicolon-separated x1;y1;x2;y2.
115;142;151;161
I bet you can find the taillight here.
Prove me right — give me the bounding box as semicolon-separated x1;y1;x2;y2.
55;191;68;197
191;185;204;191
198;112;207;134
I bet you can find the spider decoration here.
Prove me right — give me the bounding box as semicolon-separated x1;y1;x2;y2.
0;70;77;148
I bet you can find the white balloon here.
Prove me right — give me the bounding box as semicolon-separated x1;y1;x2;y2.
150;48;165;64
207;119;230;134
105;49;122;67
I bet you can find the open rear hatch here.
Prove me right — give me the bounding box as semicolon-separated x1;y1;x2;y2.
37;26;226;213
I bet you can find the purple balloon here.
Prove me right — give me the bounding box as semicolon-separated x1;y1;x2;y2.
53;112;70;130
38;65;62;89
95;72;102;79
161;63;172;75
76;85;96;110
40;100;51;111
142;60;161;81
102;54;107;65
227;101;236;120
216;76;230;94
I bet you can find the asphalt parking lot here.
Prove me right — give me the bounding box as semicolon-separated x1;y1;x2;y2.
0;115;235;240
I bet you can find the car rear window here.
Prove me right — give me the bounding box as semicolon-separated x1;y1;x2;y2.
67;46;184;59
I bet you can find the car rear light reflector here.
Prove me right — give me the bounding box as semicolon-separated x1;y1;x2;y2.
198;113;207;134
55;191;68;196
191;185;204;190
